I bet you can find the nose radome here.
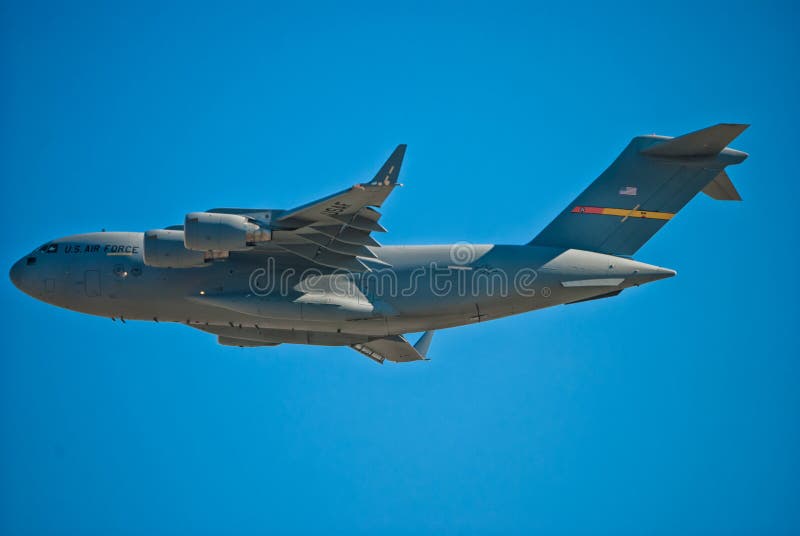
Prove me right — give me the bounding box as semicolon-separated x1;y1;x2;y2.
9;259;24;290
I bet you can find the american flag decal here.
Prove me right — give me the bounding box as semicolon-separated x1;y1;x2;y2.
619;186;638;196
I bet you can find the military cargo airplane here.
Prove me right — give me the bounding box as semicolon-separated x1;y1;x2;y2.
10;124;748;363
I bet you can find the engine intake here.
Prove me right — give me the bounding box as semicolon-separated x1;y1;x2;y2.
184;212;271;252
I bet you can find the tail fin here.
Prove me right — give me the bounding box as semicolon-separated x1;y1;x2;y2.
529;124;749;256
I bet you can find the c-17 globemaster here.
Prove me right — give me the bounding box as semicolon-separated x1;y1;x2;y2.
10;124;748;363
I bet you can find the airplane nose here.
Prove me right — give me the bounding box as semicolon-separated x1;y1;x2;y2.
9;259;24;290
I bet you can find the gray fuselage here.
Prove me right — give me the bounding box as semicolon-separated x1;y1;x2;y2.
10;231;674;346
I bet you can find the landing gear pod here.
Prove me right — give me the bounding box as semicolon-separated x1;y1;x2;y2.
143;229;209;268
183;212;271;252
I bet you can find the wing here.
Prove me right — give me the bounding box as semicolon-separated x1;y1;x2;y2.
278;144;405;228
209;145;406;272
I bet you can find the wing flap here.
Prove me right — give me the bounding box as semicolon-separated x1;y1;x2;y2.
303;225;381;247
298;232;378;258
332;214;388;232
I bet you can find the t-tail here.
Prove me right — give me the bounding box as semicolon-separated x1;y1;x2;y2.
530;123;749;256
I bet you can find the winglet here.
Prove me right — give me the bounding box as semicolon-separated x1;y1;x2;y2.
368;144;407;186
640;123;749;157
414;331;434;358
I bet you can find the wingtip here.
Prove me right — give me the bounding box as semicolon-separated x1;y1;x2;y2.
718;123;750;134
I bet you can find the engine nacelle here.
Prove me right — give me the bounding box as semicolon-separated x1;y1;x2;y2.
143;229;209;268
183;212;271;252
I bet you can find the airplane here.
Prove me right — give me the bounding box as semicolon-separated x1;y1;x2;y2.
9;124;748;364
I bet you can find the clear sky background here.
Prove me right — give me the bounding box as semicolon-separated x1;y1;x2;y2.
1;1;798;534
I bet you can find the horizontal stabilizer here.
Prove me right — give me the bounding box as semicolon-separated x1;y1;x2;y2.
641;123;749;157
702;170;742;201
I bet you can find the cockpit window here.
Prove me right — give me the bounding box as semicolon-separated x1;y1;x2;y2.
38;243;58;253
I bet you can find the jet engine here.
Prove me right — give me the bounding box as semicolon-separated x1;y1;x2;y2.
183;212;271;252
143;229;210;268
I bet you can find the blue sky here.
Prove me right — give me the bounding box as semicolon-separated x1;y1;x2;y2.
1;1;798;534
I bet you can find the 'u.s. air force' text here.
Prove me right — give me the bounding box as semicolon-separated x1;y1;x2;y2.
63;244;140;255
